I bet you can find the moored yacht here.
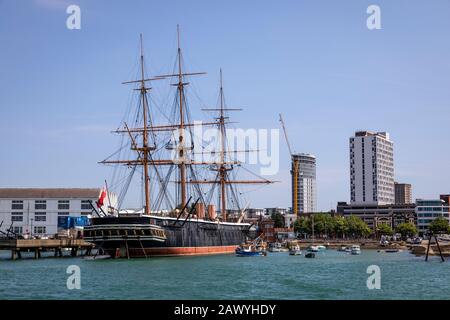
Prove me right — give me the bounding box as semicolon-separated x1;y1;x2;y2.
351;245;361;255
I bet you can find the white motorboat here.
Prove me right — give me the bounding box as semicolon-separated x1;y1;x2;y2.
289;245;302;256
307;245;319;253
268;242;282;252
351;245;361;255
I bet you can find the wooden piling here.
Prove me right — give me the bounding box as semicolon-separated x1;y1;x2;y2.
34;248;41;259
434;235;445;262
0;239;94;260
425;235;432;261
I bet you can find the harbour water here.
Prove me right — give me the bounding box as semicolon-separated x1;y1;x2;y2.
1;250;449;300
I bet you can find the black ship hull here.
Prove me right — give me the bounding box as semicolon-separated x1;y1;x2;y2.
83;216;253;257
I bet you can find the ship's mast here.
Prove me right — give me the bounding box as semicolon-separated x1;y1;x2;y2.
200;70;274;222
100;34;160;214
140;34;151;215
218;69;229;221
176;25;187;209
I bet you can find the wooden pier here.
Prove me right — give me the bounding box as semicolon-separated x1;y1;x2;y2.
0;239;95;260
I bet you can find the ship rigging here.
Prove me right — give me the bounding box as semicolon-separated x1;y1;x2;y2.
100;26;273;222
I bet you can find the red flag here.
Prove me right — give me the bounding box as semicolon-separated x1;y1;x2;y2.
96;188;107;208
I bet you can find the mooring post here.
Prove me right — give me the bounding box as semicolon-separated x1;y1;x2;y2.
11;249;16;261
434;235;445;262
125;241;130;260
425;233;432;261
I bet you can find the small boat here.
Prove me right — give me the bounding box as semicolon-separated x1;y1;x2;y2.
83;254;111;260
351;245;361;255
317;245;327;251
307;245;319;253
235;244;266;257
235;238;267;257
268;242;282;252
337;245;347;252
384;249;400;253
289;245;302;256
305;252;315;258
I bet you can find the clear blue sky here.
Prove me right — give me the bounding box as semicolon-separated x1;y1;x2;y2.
1;0;449;210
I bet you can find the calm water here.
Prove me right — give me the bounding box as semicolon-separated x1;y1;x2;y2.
1;249;449;299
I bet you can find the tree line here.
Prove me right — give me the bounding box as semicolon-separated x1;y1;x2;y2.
272;212;450;239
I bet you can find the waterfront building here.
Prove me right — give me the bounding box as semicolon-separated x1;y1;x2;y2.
226;209;241;220
416;198;450;235
336;202;415;231
265;207;288;217
350;131;394;205
291;153;317;214
274;227;296;241
395;182;412;204
0;188;117;236
440;194;450;205
259;219;275;242
246;208;265;218
283;213;297;228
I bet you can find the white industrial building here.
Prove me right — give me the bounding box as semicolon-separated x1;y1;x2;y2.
350;131;394;205
0;188;117;237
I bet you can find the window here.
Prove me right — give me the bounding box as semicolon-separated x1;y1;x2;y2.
35;212;46;222
34;226;46;234
11;200;23;210
11;212;23;222
58;212;69;216
13;226;23;234
35;200;46;210
81;200;91;210
58;200;70;210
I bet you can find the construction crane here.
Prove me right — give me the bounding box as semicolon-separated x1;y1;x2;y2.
279;113;300;215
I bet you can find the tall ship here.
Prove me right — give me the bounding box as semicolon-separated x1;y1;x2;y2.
83;27;273;257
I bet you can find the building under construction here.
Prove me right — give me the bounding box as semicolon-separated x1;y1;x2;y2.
279;114;317;216
291;153;317;215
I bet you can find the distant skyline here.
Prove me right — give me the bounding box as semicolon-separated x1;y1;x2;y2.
1;0;450;211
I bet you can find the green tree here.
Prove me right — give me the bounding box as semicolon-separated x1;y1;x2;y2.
345;215;372;238
429;217;450;234
395;222;417;238
334;216;348;238
271;212;285;228
361;224;372;238
311;214;326;236
294;217;310;235
303;213;335;237
377;224;393;236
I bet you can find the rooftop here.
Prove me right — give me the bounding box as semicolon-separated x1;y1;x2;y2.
0;188;101;199
292;153;316;159
354;131;390;140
